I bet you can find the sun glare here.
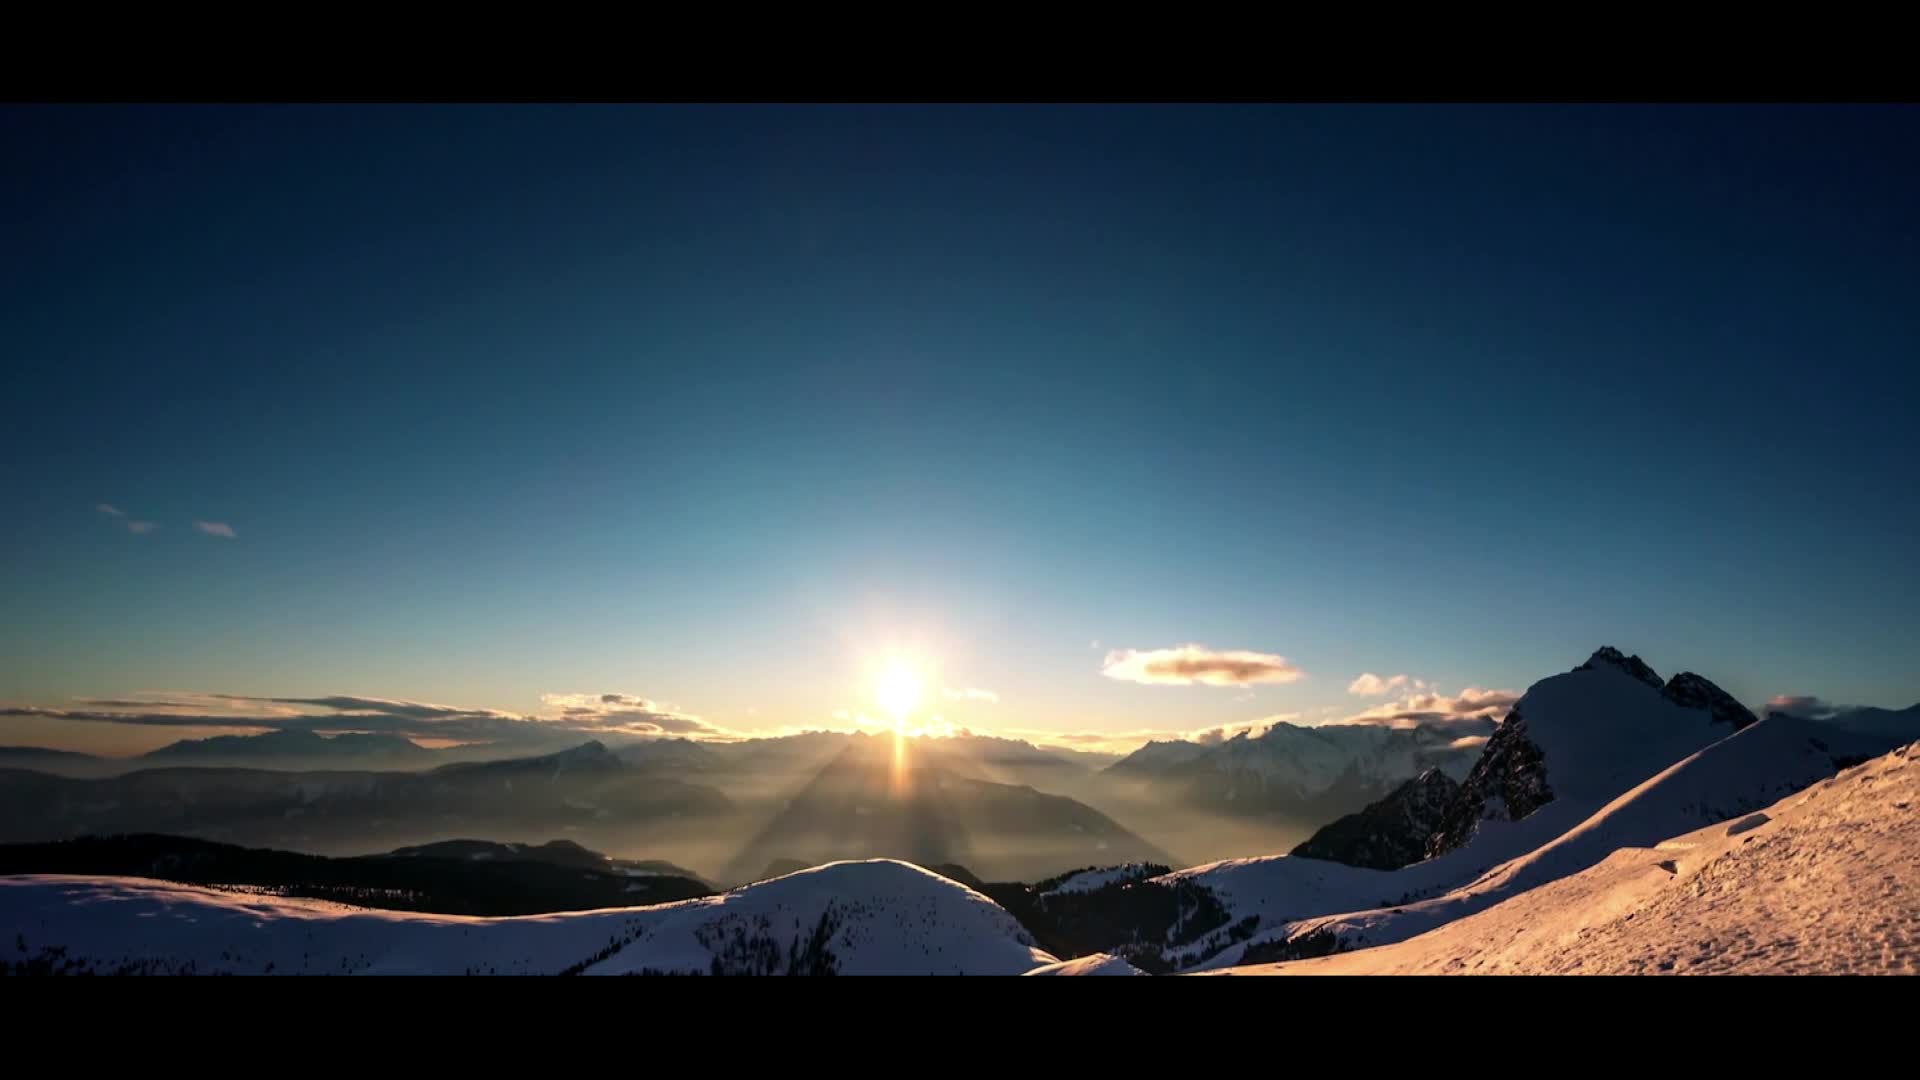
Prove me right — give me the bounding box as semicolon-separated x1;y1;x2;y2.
875;663;924;723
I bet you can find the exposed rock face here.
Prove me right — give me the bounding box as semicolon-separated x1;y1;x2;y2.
1575;645;1664;690
1289;768;1461;870
1423;704;1555;858
1661;672;1758;731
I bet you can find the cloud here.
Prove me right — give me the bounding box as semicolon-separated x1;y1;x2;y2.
8;688;751;749
2;705;272;728
214;694;517;721
1765;695;1835;720
1003;727;1185;755
96;504;155;533
1333;686;1520;730
1348;672;1411;696
1449;735;1491;751
1101;644;1305;687
537;692;738;739
1003;714;1305;756
193;521;237;539
77;698;232;710
941;687;999;704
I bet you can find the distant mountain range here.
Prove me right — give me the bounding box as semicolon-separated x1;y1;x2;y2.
0;740;734;856
3;645;1917;974
722;733;1173;885
1102;718;1492;825
144;729;437;769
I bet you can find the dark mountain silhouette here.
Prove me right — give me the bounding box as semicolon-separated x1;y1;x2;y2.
0;833;710;915
382;838;706;884
145;729;434;768
1289;768;1460;870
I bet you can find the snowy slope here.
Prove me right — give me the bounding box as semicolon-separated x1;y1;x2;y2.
0;859;1056;975
1149;652;1909;969
1184;711;1884;968
1496;652;1739;803
1023;952;1149;976
1040;863;1160;897
1205;740;1920;975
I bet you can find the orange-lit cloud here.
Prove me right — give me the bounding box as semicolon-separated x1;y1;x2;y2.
1347;672;1410;696
1003;713;1306;756
1101;645;1305;687
537;692;740;739
1334;686;1519;729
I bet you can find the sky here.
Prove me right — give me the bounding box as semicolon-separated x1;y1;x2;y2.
3;104;1918;756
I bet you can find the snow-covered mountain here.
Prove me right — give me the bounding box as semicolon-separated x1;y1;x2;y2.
1205;739;1920;975
0;859;1055;975
1009;648;1916;971
1103;718;1491;824
1147;650;1917;970
1424;648;1756;858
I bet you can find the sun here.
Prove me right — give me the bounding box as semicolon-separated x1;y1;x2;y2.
874;662;924;723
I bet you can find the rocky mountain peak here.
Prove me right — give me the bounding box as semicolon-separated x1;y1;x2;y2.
1661;672;1758;730
1575;646;1664;690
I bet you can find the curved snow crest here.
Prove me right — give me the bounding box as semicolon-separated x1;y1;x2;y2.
1206;740;1920;975
0;858;1057;976
1024;952;1149;976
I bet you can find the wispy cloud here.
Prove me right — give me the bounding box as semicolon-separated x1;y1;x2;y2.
1334;687;1519;729
1101;644;1305;687
537;692;739;739
1765;695;1836;720
215;694;515;720
1004;714;1305;756
96;503;156;534
941;686;999;704
1347;672;1411;696
193;521;237;539
10;688;752;748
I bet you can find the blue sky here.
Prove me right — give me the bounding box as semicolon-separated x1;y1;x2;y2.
4;104;1917;754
